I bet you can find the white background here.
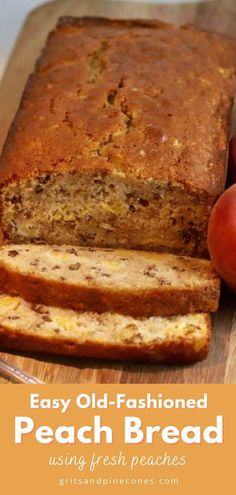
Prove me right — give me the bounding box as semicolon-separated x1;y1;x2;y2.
0;0;48;79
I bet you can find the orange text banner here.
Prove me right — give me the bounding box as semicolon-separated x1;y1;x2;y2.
0;384;234;494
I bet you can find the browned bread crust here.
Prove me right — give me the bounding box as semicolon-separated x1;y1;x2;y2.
1;16;235;190
0;17;235;255
0;245;220;317
0;315;211;365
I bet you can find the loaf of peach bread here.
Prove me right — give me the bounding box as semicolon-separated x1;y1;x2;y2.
0;18;235;256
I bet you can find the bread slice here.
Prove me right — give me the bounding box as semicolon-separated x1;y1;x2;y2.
0;245;220;317
0;294;211;364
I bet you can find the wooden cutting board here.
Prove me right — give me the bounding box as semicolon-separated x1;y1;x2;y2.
0;0;235;384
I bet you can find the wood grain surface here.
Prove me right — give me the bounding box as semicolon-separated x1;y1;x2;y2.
0;0;235;384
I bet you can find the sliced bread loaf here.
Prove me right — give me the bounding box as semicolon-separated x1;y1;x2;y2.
0;294;211;364
0;245;220;317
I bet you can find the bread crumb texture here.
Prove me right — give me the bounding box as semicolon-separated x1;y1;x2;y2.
0;244;218;289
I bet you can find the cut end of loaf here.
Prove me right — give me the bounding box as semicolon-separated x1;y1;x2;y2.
2;172;211;257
